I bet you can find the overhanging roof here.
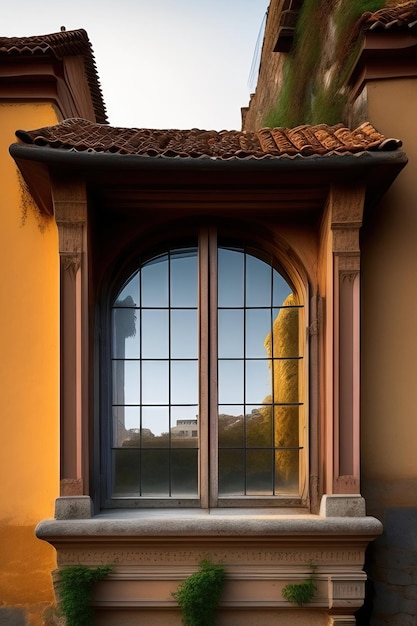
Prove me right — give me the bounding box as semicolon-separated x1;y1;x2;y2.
10;118;407;219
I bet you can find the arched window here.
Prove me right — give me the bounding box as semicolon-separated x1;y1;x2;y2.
107;230;305;507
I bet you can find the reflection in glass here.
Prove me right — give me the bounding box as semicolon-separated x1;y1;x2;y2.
110;242;302;502
218;309;244;358
171;310;197;359
113;406;140;447
218;449;244;496
170;249;198;307
246;405;272;448
218;360;244;404
113;449;140;497
246;254;271;307
142;406;169;443
142;309;169;359
171;360;198;404
112;360;140;405
141;449;170;496
218;410;244;448
217;247;301;499
268;305;299;358
112;306;139;358
245;309;271;358
273;270;293;307
141;254;168;307
275;448;299;494
171;449;198;495
246;449;274;495
117;271;140;307
111;246;199;500
218;248;244;307
245;359;272;404
142;360;169;404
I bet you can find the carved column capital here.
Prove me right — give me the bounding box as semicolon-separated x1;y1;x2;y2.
53;179;87;272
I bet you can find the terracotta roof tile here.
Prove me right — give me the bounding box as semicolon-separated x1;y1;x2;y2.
14;118;402;159
363;0;417;31
0;29;107;123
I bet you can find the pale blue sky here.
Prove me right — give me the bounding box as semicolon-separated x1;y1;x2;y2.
2;0;269;129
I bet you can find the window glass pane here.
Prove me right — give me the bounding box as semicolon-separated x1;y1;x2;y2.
113;406;141;447
218;247;244;307
246;254;271;307
274;405;300;447
142;406;169;446
218;359;244;404
275;448;299;495
142;360;169;404
218;408;244;448
112;307;139;358
171;449;198;496
112;449;141;497
273;270;293;307
246;405;273;448
218;449;245;496
113;360;140;405
245;309;271;358
171;408;198;448
141;449;170;496
266;307;299;358
170;248;198;307
171;310;197;359
142;309;169;359
218;309;244;358
141;254;168;307
245;359;272;404
116;271;140;307
171;360;198;404
271;359;300;403
246;449;273;495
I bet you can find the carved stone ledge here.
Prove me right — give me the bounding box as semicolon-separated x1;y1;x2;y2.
36;506;382;625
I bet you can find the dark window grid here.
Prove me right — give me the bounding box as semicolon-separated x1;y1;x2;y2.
217;250;301;496
135;249;200;498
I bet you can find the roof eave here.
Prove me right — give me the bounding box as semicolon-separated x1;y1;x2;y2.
9;142;408;218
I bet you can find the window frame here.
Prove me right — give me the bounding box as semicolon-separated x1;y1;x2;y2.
99;226;309;510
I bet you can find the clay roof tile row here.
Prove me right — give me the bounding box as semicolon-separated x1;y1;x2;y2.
15;118;402;160
364;0;417;30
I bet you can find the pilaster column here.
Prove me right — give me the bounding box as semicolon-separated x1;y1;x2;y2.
329;184;365;494
53;178;89;496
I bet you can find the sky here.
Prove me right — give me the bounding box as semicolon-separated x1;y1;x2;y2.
2;0;269;130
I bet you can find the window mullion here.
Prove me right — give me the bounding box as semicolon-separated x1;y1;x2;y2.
198;229;210;508
208;227;218;508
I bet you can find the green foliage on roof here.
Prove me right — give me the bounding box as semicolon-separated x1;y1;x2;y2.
264;0;387;128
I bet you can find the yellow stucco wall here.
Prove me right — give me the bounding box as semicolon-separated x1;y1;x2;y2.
0;103;60;624
361;77;417;509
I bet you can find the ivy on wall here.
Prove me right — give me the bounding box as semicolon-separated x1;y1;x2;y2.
263;0;387;128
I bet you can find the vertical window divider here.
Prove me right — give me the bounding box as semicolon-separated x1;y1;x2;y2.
199;230;210;508
168;249;172;497
208;227;218;508
270;257;276;495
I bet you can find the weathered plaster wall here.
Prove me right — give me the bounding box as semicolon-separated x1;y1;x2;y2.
359;75;417;626
0;103;60;625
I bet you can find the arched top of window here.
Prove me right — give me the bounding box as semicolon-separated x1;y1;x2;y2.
107;234;306;508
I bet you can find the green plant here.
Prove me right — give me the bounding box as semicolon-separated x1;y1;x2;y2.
173;559;225;626
282;563;317;606
57;564;111;626
263;0;388;128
